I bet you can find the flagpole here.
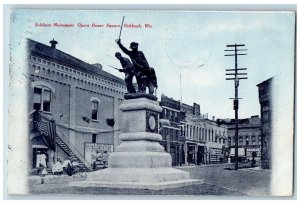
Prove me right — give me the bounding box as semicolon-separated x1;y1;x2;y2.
180;72;182;103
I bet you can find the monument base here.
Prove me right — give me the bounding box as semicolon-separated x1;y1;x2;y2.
70;168;203;190
70;96;202;190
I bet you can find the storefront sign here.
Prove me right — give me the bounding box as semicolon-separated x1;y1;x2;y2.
84;143;113;168
246;147;261;157
210;148;222;155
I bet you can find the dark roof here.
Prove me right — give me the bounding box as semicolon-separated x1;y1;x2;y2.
256;77;273;87
27;38;125;85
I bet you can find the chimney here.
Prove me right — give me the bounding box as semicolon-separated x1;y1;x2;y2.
92;63;103;70
212;116;215;121
49;39;58;48
193;103;200;116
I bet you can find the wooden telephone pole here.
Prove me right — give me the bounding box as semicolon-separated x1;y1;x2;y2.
225;44;248;170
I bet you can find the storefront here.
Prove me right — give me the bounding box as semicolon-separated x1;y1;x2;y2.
187;143;196;164
197;145;205;164
246;147;261;162
31;136;48;169
209;148;224;164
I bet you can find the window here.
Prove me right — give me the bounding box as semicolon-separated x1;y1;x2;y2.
252;136;256;145
43;89;51;112
239;136;243;145
92;101;99;120
92;134;97;143
33;87;42;110
33;86;52;112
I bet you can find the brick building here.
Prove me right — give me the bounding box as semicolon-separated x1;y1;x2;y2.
27;39;126;171
159;95;184;166
257;78;273;169
219;116;261;163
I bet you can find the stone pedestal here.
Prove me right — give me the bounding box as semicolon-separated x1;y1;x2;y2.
70;94;202;190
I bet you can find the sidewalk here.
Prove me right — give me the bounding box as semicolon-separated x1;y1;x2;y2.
177;163;233;169
29;174;86;185
239;166;272;173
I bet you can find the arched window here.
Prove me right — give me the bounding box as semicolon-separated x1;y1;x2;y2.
90;97;101;121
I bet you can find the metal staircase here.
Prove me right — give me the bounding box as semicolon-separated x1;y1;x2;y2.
56;131;92;172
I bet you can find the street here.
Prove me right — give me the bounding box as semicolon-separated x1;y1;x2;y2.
29;163;271;196
177;163;271;196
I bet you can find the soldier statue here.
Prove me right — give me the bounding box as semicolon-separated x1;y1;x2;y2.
114;52;136;93
116;39;150;93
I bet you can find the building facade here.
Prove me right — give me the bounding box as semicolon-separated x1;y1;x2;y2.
257;78;273;169
159;95;184;166
220;116;261;163
159;95;228;166
27;39;126;171
180;103;228;165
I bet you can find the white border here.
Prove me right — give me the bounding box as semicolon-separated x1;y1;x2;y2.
1;1;298;202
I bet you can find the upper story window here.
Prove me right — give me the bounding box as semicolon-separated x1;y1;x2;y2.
33;87;52;112
92;101;99;120
32;81;55;113
90;97;101;121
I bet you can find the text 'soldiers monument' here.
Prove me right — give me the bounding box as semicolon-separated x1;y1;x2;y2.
70;17;201;189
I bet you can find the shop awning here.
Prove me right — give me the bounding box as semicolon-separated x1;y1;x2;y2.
216;133;227;140
31;137;48;149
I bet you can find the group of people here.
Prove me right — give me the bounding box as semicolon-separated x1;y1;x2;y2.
52;157;79;176
115;39;157;94
36;156;80;184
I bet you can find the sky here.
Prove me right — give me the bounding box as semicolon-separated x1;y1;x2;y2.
10;10;295;119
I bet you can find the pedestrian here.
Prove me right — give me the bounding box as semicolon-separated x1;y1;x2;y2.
40;164;47;184
63;157;74;176
36;151;41;168
39;151;47;168
52;158;63;175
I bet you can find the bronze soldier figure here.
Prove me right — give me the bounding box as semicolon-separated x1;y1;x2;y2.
115;52;136;93
115;39;149;93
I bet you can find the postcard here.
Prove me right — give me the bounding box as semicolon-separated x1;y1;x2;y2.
6;9;295;197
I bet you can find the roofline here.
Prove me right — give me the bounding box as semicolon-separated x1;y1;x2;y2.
27;38;125;85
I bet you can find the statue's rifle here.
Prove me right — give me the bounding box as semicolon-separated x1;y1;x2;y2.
108;65;122;71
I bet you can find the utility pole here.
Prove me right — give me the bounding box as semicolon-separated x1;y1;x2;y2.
225;44;248;170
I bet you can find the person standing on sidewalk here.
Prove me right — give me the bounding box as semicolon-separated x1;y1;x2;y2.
40;164;47;184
